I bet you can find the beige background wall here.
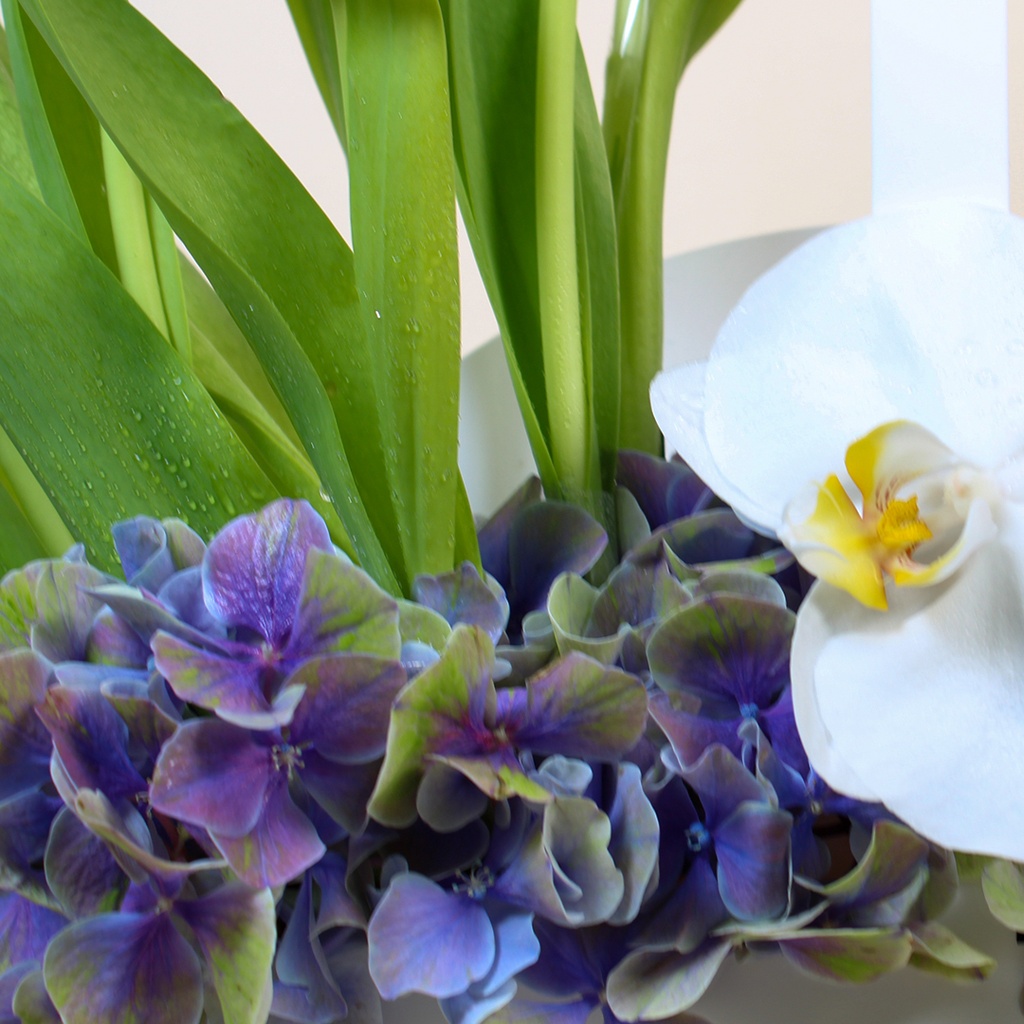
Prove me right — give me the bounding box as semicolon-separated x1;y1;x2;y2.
108;2;1024;351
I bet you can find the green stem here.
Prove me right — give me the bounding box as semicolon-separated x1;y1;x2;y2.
536;0;588;499
605;0;697;455
101;128;170;338
0;423;75;556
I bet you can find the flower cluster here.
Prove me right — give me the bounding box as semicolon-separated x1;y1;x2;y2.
0;483;990;1024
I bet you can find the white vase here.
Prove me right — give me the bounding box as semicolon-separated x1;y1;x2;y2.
376;232;1022;1024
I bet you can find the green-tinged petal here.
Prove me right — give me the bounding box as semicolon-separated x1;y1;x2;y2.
174;885;276;1024
368;624;495;828
981;859;1024;931
605;940;732;1020
44;911;203;1024
547;572;627;665
0;167;279;572
908;921;995;981
777;928;913;982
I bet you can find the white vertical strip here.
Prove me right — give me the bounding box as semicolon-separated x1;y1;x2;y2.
872;0;1008;212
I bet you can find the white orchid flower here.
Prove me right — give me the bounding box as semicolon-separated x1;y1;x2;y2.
651;201;1024;859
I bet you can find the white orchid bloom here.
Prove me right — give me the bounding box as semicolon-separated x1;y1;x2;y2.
651;201;1024;859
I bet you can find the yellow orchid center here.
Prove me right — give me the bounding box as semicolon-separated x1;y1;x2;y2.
779;421;990;611
874;495;932;555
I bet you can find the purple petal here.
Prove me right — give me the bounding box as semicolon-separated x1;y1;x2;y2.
150;719;272;836
211;773;325;887
157;567;221;635
478;477;543;590
649;691;742;766
203;499;331;645
368;872;494;999
6;965;60;1023
43;912;203;1024
111;517;176;589
36;687;146;802
679;745;771;831
0;790;63;903
413;563;509;643
605;763;660;926
44;807;125;918
0;893;66;970
271;871;348;1022
616;450;714;529
508;503;607;626
287;654;405;763
0;649;53;800
648;595;795;709
470;904;539;997
152;631;277;721
30;562;109;663
625;508;752;570
299;752;379;833
84;609;151;668
516;654;648;761
714;802;792;921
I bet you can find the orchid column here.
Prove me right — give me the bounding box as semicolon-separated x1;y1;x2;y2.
652;1;1024;861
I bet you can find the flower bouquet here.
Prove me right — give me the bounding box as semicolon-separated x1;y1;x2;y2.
0;1;1020;1023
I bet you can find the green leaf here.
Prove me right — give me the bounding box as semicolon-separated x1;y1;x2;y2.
21;0;401;591
0;167;280;571
0;22;42;197
285;0;347;146
2;0;116;266
441;0;557;490
344;0;464;585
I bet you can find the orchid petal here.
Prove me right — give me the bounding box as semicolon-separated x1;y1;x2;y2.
650;363;773;528
668;204;1024;531
792;506;1024;858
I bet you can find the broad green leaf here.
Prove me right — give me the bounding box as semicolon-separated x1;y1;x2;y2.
442;1;615;521
344;0;465;584
441;0;556;490
286;0;347;146
0;166;279;571
22;0;401;590
2;0;115;265
0;22;42;197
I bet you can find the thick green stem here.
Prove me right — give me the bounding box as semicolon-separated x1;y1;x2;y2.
0;423;75;556
536;0;589;499
605;0;697;455
101;128;169;337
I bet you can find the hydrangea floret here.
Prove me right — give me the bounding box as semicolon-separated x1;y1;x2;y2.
0;490;995;1023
